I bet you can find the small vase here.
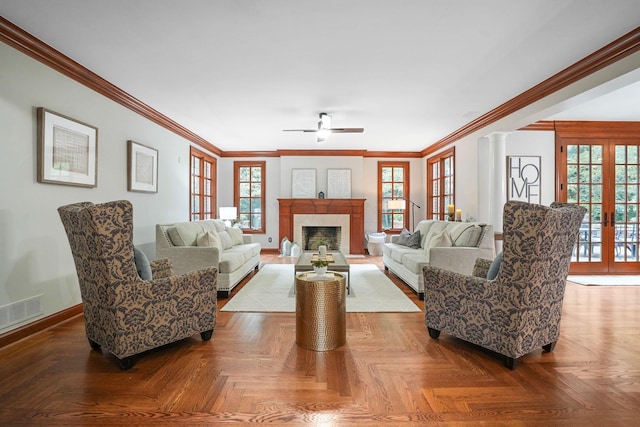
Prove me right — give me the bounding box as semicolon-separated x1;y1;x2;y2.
318;245;327;257
314;266;327;276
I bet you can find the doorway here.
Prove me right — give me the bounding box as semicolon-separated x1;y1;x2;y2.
556;122;640;274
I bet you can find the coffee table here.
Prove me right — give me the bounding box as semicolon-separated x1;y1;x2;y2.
294;251;350;294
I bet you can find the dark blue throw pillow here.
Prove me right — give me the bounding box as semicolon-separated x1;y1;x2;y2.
487;251;503;280
133;246;153;281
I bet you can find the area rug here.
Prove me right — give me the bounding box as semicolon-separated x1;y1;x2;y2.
221;264;421;312
567;275;640;286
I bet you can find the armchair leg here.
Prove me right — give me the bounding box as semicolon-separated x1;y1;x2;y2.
200;329;214;341
505;356;517;370
117;356;135;371
88;338;101;351
427;327;441;339
543;341;557;352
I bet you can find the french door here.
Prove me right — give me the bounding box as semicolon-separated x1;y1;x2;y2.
557;126;640;274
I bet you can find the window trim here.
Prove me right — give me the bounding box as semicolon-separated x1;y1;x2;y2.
234;160;266;234
427;147;455;221
378;161;410;232
189;147;217;221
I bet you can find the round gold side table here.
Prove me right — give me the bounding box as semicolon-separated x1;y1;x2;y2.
295;271;346;351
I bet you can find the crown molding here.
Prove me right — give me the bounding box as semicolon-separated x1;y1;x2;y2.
518;121;556;131
0;17;222;156
220;149;423;158
421;26;640;157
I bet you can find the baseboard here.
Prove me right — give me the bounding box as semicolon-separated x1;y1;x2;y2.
0;304;83;348
261;248;280;254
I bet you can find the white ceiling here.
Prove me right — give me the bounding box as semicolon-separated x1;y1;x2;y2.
2;0;640;152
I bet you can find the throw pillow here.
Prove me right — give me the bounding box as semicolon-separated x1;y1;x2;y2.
197;230;222;252
133;246;152;281
429;230;453;248
218;230;233;249
487;251;503;280
226;226;244;246
397;230;421;249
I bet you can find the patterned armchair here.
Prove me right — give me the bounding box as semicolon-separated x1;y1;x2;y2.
58;200;218;370
423;201;586;369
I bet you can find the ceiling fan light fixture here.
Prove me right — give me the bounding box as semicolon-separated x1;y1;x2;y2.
317;128;331;142
319;112;331;130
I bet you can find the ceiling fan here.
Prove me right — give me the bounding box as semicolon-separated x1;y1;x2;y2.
283;112;364;142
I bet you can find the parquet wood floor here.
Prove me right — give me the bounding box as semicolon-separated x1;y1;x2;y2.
1;254;639;426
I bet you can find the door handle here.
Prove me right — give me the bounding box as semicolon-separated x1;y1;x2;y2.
604;212;608;227
611;212;615;226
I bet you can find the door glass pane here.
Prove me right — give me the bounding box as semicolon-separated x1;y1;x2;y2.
569;144;603;263
614;144;640;262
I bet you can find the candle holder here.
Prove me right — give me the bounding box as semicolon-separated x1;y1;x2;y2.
447;213;455;222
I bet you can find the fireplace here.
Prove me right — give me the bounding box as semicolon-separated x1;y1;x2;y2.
301;226;342;251
278;198;366;254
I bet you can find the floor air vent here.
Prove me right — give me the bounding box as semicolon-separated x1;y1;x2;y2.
0;294;44;330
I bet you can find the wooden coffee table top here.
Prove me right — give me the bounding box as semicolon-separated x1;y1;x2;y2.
296;251;347;267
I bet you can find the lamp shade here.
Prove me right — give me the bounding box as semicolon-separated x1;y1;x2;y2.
387;199;405;210
219;206;237;220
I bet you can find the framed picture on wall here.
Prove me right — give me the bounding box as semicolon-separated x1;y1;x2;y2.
37;107;98;187
291;168;316;198
127;140;158;193
507;156;540;203
327;168;351;198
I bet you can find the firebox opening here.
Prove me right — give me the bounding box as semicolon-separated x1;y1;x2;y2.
301;226;341;251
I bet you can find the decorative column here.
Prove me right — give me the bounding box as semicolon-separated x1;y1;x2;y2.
487;132;509;250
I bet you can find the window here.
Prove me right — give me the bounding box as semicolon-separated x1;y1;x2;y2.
427;147;455;220
190;147;217;221
234;161;265;233
378;162;410;231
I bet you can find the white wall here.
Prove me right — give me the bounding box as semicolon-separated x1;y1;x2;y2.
0;43;197;333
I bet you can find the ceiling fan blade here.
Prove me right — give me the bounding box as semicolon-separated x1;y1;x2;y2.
329;128;364;133
282;129;318;133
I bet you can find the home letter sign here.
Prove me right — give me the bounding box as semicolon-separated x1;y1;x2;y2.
507;156;540;203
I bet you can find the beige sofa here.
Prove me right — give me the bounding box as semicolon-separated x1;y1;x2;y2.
383;220;495;300
156;219;260;297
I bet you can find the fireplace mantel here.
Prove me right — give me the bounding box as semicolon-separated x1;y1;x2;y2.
278;198;366;254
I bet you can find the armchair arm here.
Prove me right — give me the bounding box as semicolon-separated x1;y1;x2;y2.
156;246;221;276
150;258;173;279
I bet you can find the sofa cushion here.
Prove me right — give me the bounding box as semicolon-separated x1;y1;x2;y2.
166;226;185;246
196;230;223;252
450;223;482;247
175;222;204;246
133;246;152;280
426;229;453;248
387;243;417;263
421;222;449;249
218;252;246;274
487;251;503;280
218;230;233;249
396;230;421;249
401;253;429;274
212;219;226;232
226;226;244;246
200;220;219;233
